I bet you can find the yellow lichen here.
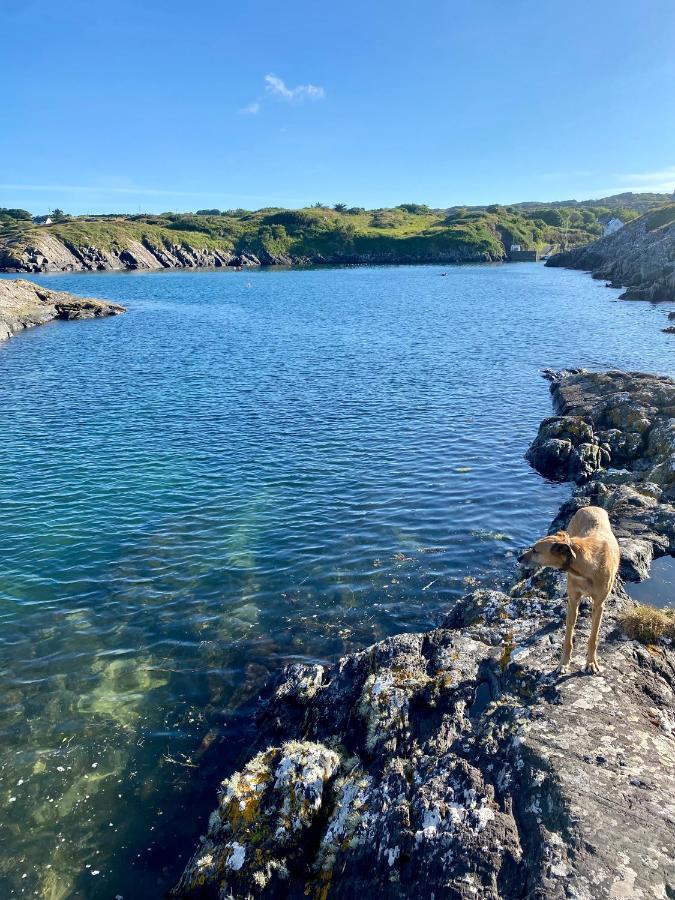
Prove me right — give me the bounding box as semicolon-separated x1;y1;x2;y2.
499;632;515;670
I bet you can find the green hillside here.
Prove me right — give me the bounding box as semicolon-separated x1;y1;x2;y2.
1;192;673;269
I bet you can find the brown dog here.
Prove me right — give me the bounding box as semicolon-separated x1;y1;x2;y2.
518;507;620;674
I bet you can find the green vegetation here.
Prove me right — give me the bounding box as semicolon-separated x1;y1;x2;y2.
2;191;673;267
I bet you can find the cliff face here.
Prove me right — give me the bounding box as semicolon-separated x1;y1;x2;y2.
546;207;675;301
0;230;504;273
0;278;125;341
0;232;247;274
172;370;675;900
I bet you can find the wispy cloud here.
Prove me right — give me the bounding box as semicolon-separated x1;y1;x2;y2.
237;74;325;117
264;73;325;102
0;183;205;197
590;167;675;197
613;166;675;192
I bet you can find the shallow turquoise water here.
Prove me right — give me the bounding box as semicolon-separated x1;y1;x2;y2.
0;263;673;897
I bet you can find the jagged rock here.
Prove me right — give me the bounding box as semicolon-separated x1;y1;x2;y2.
0;278;125;341
546;207;675;301
173;370;675;900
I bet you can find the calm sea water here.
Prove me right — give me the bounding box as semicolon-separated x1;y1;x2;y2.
1;263;673;898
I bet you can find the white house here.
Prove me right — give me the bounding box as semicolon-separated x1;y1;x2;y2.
603;217;624;237
33;215;53;225
510;243;521;253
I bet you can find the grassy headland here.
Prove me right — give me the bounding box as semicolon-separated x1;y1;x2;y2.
1;191;673;271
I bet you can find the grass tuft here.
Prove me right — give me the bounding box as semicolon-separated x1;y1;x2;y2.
619;604;675;644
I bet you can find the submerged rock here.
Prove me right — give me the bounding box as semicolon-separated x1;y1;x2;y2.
0;278;125;341
173;370;675;900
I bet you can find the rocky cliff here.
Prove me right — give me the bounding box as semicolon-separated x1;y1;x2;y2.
0;278;125;341
0;230;504;273
0;232;255;274
171;369;675;900
546;206;675;301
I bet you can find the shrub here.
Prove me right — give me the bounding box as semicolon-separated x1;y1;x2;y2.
397;203;430;215
0;207;32;221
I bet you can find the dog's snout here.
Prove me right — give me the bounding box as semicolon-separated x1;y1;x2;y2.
518;549;531;564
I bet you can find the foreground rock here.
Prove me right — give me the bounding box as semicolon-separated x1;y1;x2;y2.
546;206;675;301
0;278;125;341
173;370;675;900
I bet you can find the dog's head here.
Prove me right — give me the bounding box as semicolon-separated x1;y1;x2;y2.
518;530;577;570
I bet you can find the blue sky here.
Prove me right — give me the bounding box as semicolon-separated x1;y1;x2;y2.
2;0;674;214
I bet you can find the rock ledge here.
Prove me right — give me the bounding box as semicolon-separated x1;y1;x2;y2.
0;278;125;342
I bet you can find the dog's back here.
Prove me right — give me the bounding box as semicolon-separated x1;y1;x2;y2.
568;506;620;590
568;506;614;541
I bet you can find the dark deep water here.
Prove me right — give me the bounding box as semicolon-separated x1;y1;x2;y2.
0;263;673;898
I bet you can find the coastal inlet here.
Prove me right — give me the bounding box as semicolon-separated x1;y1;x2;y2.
0;262;673;898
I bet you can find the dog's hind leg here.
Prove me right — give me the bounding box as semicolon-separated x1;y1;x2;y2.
585;595;606;675
557;586;582;674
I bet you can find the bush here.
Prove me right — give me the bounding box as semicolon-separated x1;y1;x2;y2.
397;203;430;215
0;207;32;221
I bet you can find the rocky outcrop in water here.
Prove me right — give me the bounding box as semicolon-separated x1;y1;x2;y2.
546;207;675;301
0;278;125;341
172;370;675;900
527;371;675;580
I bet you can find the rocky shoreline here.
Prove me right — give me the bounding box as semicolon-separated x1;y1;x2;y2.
172;369;675;900
546;206;675;303
0;278;125;342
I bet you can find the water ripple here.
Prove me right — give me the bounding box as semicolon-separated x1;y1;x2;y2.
0;264;673;897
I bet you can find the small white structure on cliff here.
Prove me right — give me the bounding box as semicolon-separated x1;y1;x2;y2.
603;217;624;237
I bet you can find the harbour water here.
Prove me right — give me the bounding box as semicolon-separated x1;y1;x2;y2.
0;262;672;897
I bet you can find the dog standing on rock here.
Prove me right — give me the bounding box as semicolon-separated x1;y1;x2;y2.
518;507;620;674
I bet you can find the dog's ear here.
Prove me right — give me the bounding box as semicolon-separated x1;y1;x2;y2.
551;540;577;561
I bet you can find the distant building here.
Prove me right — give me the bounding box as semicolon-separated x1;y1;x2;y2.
603;218;624;237
33;215;53;225
510;243;521;252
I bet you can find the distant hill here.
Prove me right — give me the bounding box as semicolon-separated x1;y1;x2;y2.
1;192;673;273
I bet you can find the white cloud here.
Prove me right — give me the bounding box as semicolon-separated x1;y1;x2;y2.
264;73;325;102
239;102;260;115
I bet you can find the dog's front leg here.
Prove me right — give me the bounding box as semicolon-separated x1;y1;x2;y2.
585;595;606;674
557;588;582;674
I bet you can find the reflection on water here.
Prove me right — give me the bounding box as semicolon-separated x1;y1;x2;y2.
628;555;675;608
0;263;673;897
